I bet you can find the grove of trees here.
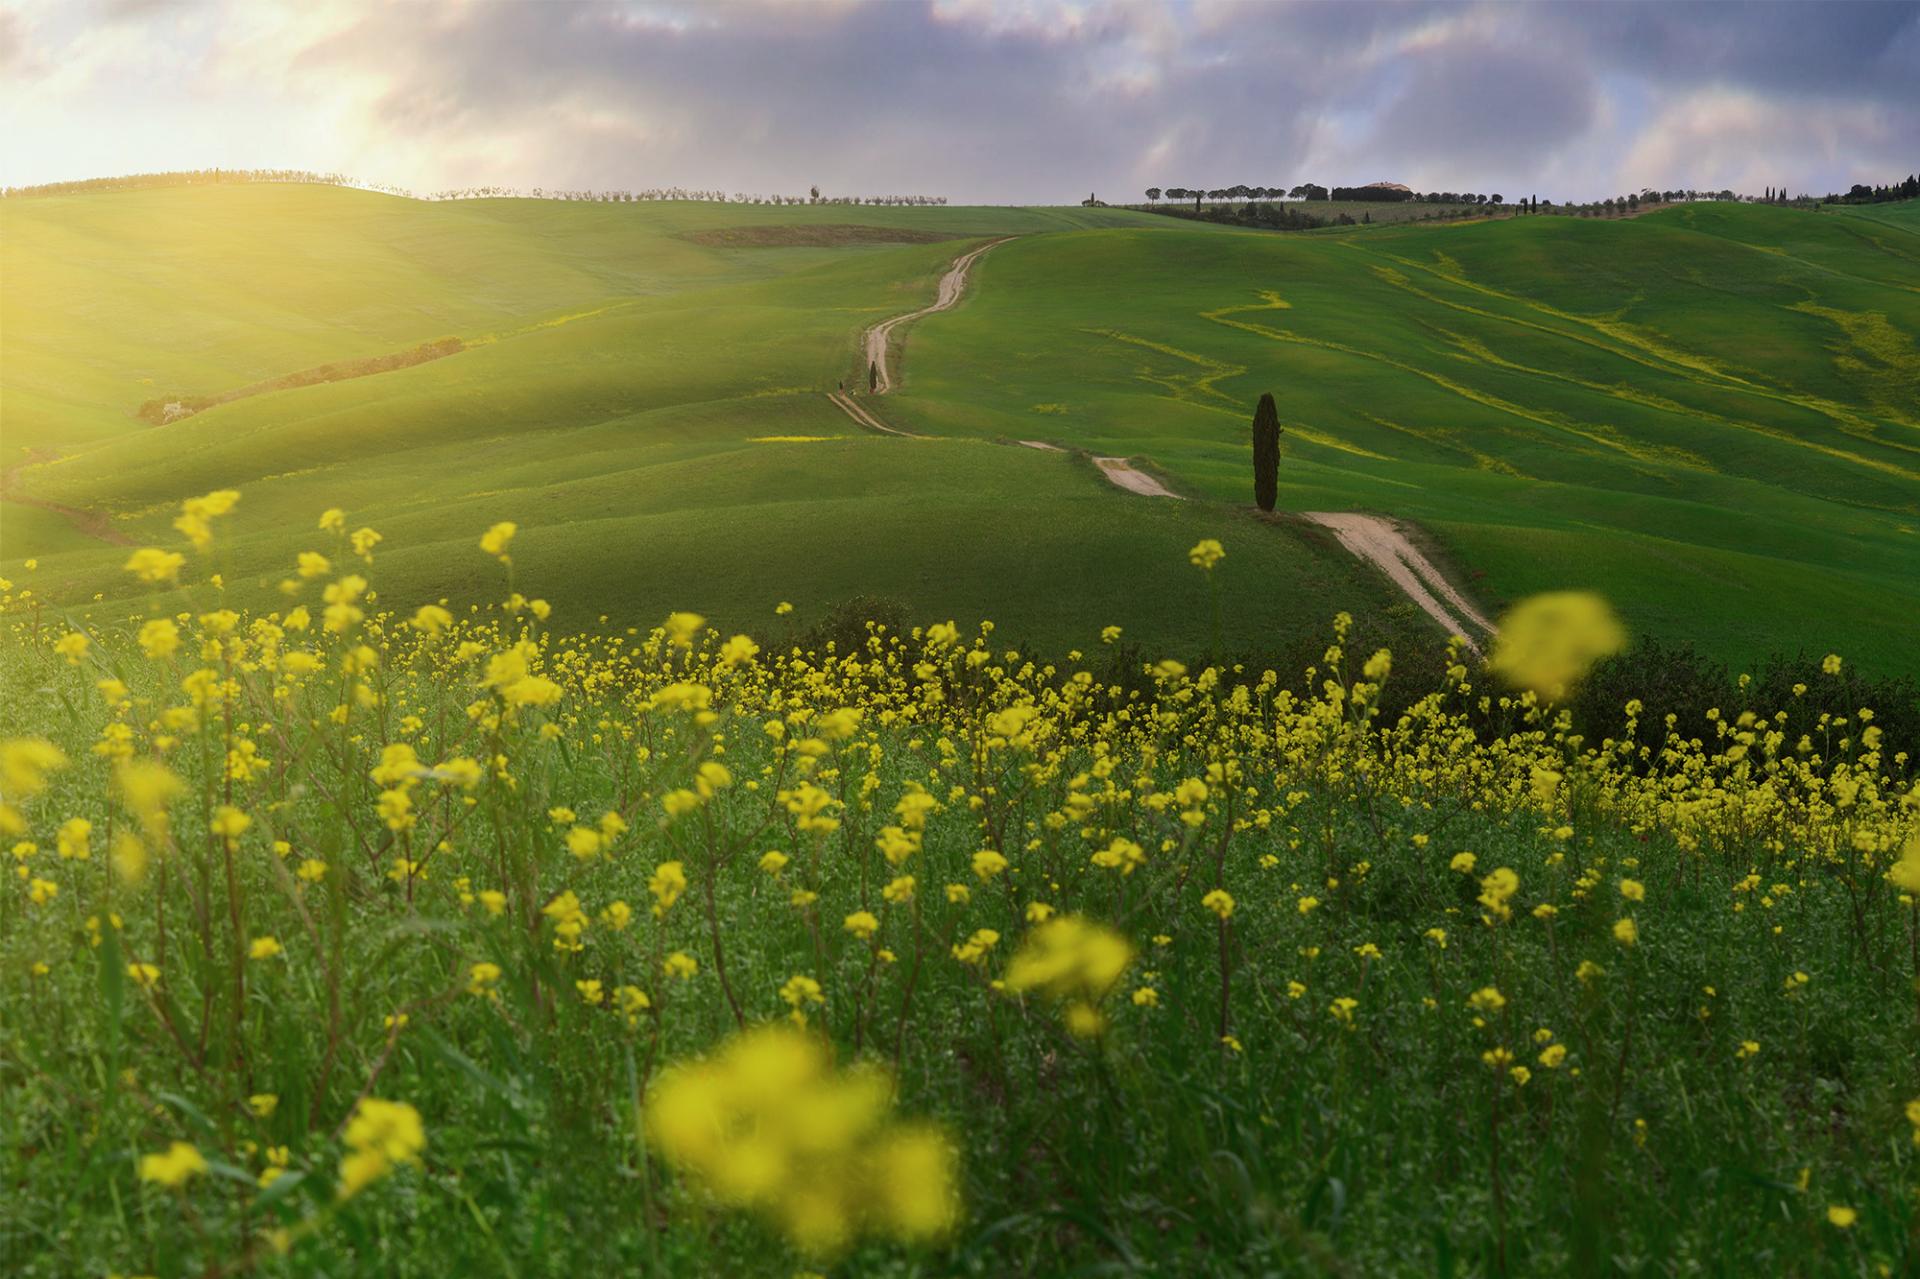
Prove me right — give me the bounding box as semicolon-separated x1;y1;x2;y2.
1134;183;1865;217
1157;185;1304;209
1826;172;1920;204
0;168;363;199
1130;175;1920;229
1151;184;1542;207
1120;179;1894;233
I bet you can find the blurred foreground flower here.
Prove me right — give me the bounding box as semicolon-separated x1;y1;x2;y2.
644;1025;959;1255
1004;915;1134;1038
1488;591;1626;700
338;1097;427;1198
138;1141;207;1189
1;737;67;836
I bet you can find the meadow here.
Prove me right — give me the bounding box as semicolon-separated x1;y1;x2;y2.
7;186;1918;677
894;200;1920;675
2;184;1919;1276
0;510;1916;1275
7;185;1419;666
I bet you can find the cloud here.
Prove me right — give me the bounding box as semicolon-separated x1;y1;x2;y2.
1558;0;1920;101
1618;88;1918;198
0;0;1913;201
0;10;23;72
1361;40;1601;188
100;0;190;18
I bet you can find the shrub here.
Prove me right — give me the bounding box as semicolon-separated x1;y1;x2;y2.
1251;391;1281;512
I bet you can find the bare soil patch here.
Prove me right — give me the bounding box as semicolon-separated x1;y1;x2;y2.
1094;456;1180;498
684;224;955;249
136;337;464;424
0;449;135;546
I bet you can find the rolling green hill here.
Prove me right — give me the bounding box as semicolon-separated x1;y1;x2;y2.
3;185;1916;673
893;200;1920;672
1;185;1419;663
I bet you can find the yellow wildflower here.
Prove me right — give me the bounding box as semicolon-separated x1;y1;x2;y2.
138;1141;208;1189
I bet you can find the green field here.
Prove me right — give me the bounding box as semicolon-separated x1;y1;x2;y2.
5;182;1920;1278
4;185;1917;673
893;201;1920;673
0;185;1428;663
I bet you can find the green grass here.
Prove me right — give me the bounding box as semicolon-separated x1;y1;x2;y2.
891;202;1920;674
8;183;1918;1279
2;611;1915;1276
4;185;1404;660
4;185;1917;675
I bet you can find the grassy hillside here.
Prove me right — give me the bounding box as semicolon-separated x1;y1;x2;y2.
4;185;1916;675
3;185;1412;660
891;201;1920;673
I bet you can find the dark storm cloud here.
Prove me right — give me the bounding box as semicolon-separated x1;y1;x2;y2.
1552;0;1920;99
285;1;1429;196
3;0;1915;200
295;1;1188;198
277;0;1915;199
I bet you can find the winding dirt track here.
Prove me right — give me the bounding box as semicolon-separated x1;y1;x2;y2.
825;239;1493;645
844;239;1186;501
863;238;1016;395
1303;512;1494;652
1094;456;1181;498
827;390;919;438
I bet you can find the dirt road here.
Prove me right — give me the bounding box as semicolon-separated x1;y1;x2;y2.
1025;442;1181;499
1303;512;1493;652
827;390;920;438
831;241;1495;647
1094;456;1181;498
863;238;1015;394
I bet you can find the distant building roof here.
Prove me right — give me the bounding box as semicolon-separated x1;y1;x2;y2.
1360;182;1412;193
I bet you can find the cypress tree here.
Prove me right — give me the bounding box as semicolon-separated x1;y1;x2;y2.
1251;392;1281;512
868;360;879;393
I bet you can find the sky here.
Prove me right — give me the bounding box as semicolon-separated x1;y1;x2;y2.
2;0;1916;204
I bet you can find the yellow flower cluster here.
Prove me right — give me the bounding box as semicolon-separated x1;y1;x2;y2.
5;499;1916;1270
1487;591;1627;700
644;1026;958;1255
338;1098;427;1199
1004;915;1134;1036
